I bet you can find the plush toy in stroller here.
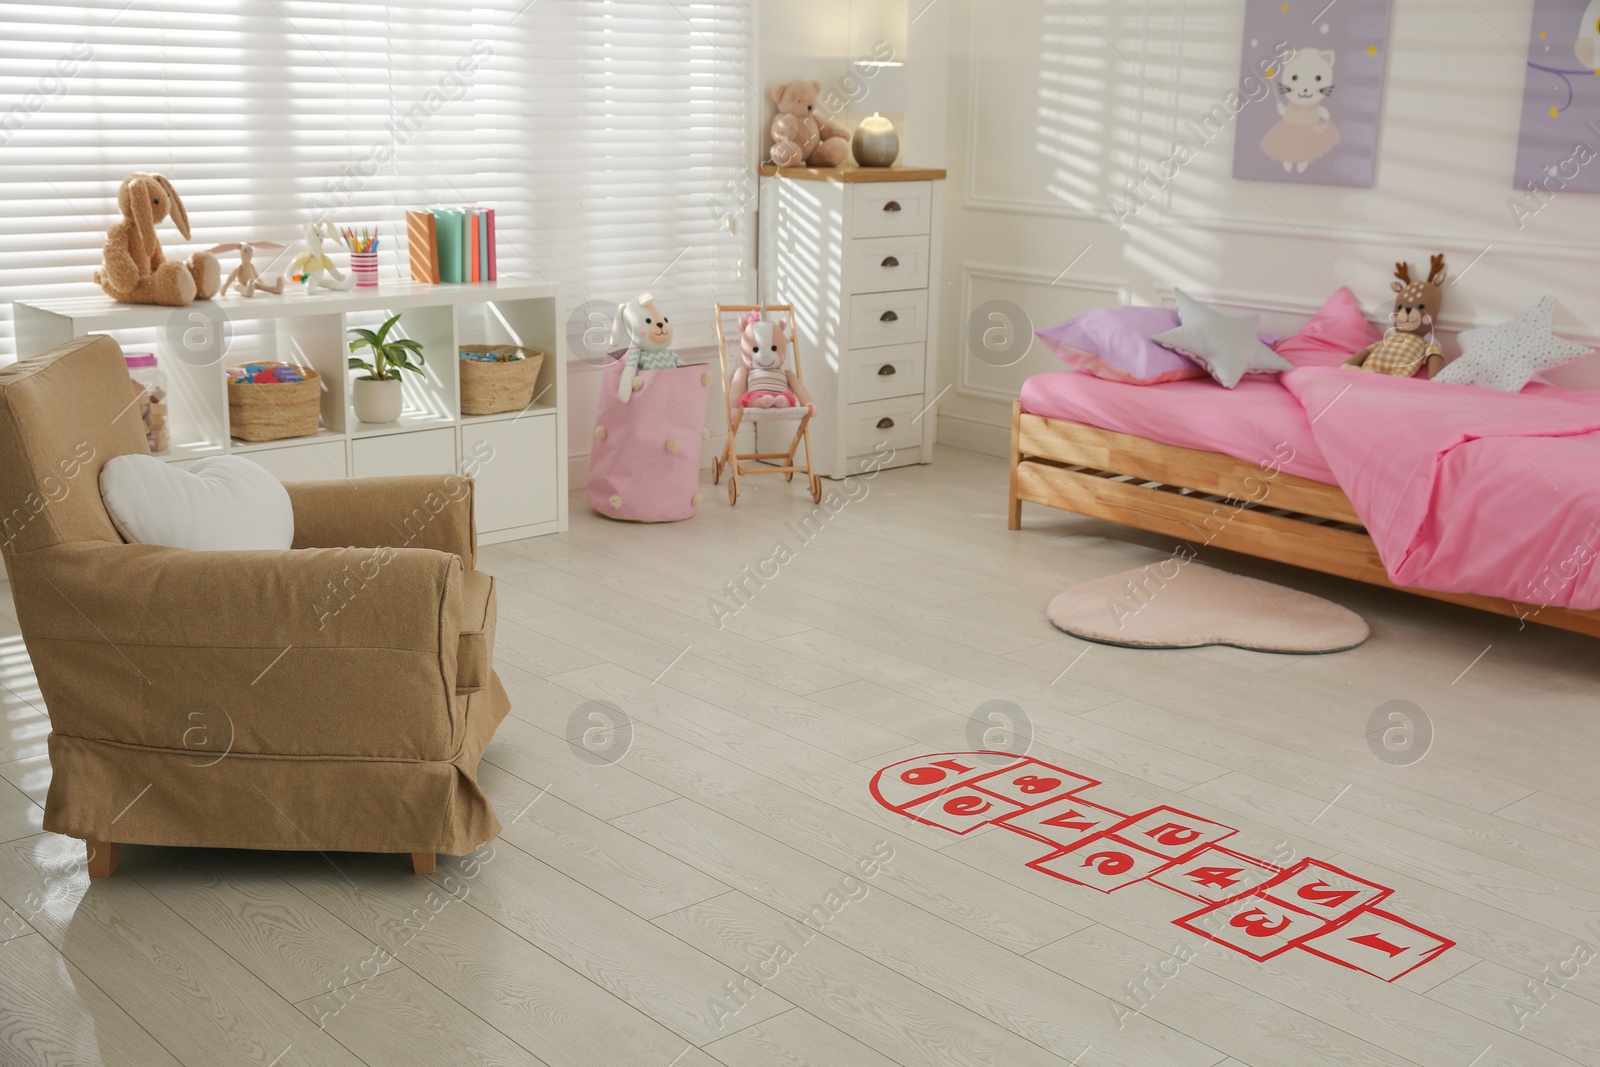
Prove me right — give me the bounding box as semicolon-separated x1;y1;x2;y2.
729;310;814;418
713;304;821;504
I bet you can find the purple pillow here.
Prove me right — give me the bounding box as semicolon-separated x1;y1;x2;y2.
1037;307;1207;385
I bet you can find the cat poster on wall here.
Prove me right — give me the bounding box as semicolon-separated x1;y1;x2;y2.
1512;0;1600;198
1231;0;1394;188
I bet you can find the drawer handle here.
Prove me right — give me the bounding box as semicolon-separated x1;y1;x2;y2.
882;201;902;213
881;256;900;268
877;417;895;430
877;364;897;376
880;310;899;323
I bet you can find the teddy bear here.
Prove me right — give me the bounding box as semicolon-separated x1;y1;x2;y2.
769;80;850;168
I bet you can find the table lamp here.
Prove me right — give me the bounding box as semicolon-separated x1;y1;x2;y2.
850;60;908;167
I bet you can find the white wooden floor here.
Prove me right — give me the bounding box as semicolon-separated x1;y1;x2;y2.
2;445;1599;1067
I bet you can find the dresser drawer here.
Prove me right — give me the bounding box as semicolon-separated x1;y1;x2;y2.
849;235;930;295
849;290;929;349
848;344;924;402
851;181;933;238
845;396;926;457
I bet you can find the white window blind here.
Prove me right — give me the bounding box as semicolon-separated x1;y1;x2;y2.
0;0;756;362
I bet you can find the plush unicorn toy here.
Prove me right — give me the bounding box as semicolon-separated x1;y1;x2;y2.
290;220;355;293
613;293;683;402
730;311;814;419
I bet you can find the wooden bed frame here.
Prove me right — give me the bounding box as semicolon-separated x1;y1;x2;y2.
1007;402;1600;639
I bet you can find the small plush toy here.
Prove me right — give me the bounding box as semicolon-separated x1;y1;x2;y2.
1344;255;1447;379
613;293;684;403
730;311;815;418
207;241;286;298
94;171;221;306
290;220;356;293
769;80;850;168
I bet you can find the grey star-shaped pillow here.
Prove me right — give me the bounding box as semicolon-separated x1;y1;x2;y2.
1152;289;1291;389
1433;296;1592;392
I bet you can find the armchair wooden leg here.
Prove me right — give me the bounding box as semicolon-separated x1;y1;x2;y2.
86;840;119;878
1008;402;1024;532
410;852;435;875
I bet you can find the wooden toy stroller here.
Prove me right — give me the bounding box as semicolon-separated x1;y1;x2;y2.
712;304;822;505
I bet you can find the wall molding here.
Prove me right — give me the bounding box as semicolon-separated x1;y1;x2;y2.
936;408;1012;458
961;0;1115;226
957;262;1132;404
963;193;1107;224
1157;207;1600;266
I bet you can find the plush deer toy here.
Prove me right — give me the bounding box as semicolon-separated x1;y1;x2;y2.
94;172;221;306
1344;255;1447;379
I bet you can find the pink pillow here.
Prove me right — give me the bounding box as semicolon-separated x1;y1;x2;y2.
1036;307;1207;385
1274;287;1381;368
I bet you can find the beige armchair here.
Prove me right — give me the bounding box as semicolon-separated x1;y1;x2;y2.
0;334;509;876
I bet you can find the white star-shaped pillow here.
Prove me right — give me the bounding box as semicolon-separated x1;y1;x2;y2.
1153;289;1291;389
1434;296;1592;392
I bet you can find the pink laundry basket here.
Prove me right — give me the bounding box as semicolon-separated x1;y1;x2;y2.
587;358;712;522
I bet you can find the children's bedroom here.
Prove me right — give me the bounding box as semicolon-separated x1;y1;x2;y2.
2;1;1598;1064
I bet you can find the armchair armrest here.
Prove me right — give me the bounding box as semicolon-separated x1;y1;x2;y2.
11;540;467;761
284;475;477;570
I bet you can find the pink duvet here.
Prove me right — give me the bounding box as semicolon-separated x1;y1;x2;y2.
1281;368;1600;612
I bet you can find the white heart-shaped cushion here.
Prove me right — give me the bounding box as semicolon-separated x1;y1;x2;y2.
100;454;294;551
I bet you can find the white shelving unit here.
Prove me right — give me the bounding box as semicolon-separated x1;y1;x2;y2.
13;279;567;545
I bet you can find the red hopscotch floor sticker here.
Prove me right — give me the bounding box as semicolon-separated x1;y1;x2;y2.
869;752;1453;981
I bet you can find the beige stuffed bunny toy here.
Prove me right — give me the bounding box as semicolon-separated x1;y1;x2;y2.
207;241;285;298
94;171;221;306
769;80;850;168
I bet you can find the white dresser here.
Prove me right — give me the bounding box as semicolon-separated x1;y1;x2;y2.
758;165;946;478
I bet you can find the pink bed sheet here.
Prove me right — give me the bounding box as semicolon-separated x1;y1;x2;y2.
1019;370;1336;484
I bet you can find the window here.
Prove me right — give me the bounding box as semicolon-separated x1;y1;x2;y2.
0;0;756;361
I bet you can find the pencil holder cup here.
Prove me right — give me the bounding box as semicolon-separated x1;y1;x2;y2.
350;251;378;287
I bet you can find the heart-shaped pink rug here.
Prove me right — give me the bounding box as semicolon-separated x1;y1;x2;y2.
1047;562;1369;653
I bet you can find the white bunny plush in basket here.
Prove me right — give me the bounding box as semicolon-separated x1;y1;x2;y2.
613;293;684;403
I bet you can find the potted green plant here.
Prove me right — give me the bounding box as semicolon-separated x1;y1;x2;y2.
348;313;426;424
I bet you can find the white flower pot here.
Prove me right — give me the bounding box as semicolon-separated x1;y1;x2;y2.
353;377;403;424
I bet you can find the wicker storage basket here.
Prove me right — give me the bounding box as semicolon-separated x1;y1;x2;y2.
459;345;545;416
227;365;322;442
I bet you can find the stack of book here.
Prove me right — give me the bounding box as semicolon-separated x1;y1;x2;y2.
406;207;497;284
